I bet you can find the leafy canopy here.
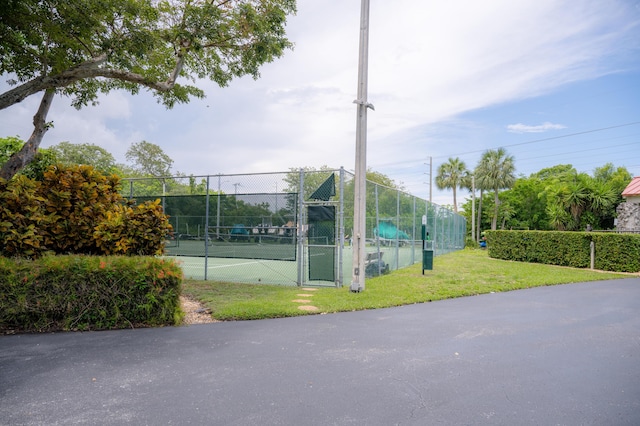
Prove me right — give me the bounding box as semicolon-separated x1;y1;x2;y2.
0;0;297;179
50;142;118;174
0;0;297;109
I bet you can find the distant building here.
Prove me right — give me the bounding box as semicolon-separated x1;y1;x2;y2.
621;176;640;204
616;177;640;232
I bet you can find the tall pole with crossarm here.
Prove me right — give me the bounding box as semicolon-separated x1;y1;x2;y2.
351;0;374;292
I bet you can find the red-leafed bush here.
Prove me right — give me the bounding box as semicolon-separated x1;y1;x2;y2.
0;164;172;258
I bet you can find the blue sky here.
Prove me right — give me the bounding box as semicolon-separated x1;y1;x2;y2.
1;0;639;208
377;71;640;202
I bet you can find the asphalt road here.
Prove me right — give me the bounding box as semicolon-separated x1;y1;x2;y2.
1;278;639;425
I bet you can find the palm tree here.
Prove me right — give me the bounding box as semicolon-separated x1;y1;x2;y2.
586;178;616;226
562;177;589;227
472;163;490;241
546;201;571;231
476;148;516;230
435;157;469;213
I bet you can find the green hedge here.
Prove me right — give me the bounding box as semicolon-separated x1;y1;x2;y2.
486;230;640;273
0;256;183;333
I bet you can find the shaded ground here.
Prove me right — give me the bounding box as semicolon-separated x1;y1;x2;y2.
2;278;639;425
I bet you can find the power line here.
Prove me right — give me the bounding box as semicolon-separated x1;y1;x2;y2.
516;141;639;164
372;121;640;168
382;140;637;173
434;121;640;159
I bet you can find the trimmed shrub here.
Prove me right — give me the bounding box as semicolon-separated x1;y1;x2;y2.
0;256;183;333
39;165;124;254
93;200;172;255
487;230;640;272
0;164;172;258
591;233;640;273
0;175;49;258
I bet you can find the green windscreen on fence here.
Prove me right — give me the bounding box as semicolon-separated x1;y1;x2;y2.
133;193;298;261
122;170;467;286
308;205;335;281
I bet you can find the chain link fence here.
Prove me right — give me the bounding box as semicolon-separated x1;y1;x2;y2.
122;168;466;287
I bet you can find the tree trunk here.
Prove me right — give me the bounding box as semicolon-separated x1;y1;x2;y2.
452;187;458;213
476;189;483;241
491;190;499;230
0;90;54;180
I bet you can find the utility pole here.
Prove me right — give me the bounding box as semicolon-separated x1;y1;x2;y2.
429;156;432;204
351;0;374;292
471;175;476;242
424;156;432;204
233;182;242;209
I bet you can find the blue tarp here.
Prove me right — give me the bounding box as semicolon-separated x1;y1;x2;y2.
230;224;249;235
375;220;410;240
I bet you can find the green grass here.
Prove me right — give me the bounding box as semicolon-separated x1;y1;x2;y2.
182;249;632;321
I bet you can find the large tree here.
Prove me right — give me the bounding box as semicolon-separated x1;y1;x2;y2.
126;140;174;177
435;157;468;213
0;0;297;180
476;148;516;231
498;175;550;230
544;169;619;231
50;141;118;174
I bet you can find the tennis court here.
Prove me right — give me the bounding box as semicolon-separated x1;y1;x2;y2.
170;255;301;285
124;169;466;287
167;239;428;287
165;237;298;261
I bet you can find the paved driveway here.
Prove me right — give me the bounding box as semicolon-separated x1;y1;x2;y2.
2;278;639;425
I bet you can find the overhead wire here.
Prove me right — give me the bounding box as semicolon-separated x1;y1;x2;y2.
371;121;640;169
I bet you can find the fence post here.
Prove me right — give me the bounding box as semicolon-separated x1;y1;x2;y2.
590;241;595;270
216;174;221;239
395;188;400;270
338;167;345;287
375;185;381;275
297;169;305;286
204;175;210;280
412;196;416;264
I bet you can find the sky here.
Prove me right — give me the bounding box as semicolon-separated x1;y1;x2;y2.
1;0;640;208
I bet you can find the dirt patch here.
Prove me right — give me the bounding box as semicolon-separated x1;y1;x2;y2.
180;295;218;325
297;305;319;312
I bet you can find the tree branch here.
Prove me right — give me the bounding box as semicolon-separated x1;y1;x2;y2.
0;54;108;111
0;90;55;180
0;51;188;111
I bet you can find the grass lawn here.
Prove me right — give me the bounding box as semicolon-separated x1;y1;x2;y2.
182;249;632;321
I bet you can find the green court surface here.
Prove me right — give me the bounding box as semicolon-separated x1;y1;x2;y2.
167;241;425;287
170;255;301;286
165;238;297;261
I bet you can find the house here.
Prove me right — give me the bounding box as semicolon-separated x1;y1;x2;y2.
616;177;640;231
621;176;640;204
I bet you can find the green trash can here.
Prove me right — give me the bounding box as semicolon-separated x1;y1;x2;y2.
422;249;433;273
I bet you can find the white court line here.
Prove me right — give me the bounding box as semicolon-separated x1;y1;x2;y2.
207;260;264;269
177;259;283;269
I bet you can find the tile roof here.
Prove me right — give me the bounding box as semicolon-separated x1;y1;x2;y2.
622;177;640;197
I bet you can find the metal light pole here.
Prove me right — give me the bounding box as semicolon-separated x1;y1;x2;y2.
351;0;374;292
429;156;433;204
471;175;476;243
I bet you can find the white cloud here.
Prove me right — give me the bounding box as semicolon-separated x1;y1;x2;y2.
506;122;568;134
2;0;639;199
